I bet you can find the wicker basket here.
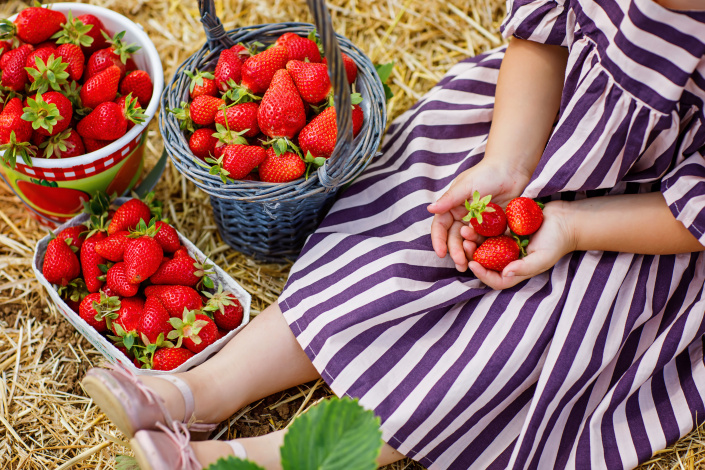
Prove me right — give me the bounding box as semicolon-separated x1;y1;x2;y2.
159;0;386;262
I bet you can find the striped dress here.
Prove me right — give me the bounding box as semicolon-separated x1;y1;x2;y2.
279;0;705;468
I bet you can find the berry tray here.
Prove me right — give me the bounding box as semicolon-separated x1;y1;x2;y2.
32;198;251;375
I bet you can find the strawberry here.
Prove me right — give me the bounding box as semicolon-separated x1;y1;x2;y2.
22;91;73;137
0;97;33;144
144;285;203;318
51;11;96;50
203;285;244;331
107;198;152;235
259;148;305;183
109;296;144;335
75;14;109;55
83;136;111;153
149;254;213;288
240;46;288;95
25;49;69;94
124;235;163;284
190;95;225;126
342;53;357;84
154;221;180;253
82;232;108;293
285;60;331;104
77;95;146;141
43;236;80;286
298;106;336;160
172;247;189;259
79;291;120;332
276;33;321;63
505;198;544;236
352;104;364;137
152;347;194;371
57;224;87;250
7;7;66;45
80;64;121;109
189;128;218;161
1;44;33;91
138;296;172;344
168;311;219;354
184;69;217;99
257;69;306;139
0;40;14;61
472;235;520;272
214;49;242;92
230;44;250;61
95;231;130;261
218;145;267;180
120;70;153;107
85;31;140;79
40;128;85;159
214;102;259;138
55;43;85;81
57;277;89;313
106;262;139;297
462;192;507;237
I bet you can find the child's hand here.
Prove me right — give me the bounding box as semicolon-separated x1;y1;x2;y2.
465;201;576;289
428;160;529;272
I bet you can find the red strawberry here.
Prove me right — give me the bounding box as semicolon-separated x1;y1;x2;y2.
0;97;33;144
57;224;87;250
24;48;67;92
77;97;146;141
240;46;288;95
168;311;219;354
259;148;305;183
110;296;144;334
220;145;267;180
154;221;180;253
11;7;66;45
190;95;225;126
298;106;336;160
54;43;85;81
82;232;107;292
184;69;217;99
85;31;140;79
52;11;97;50
144;285;203;318
41;128;86;159
124;235;163;284
505;198;544;236
172;247;189;259
24;91;73;137
149;254;212;288
342;53;357;84
108;199;151;235
80;65;121;109
285;60;331;104
79;291;120;332
0;40;13;61
203;285;244;331
106;262;139;297
472;235;520;272
58;277;89;313
120;70;153;107
352;104;364;137
276;33;321;63
462;192;507;237
95;231;130;262
43;236;80;286
76;14;109;55
189;128;218;161
83;136;111;153
1;44;33;91
214;49;242;92
214;102;259;138
152;347;194;371
138;296;172;344
257;69;305;139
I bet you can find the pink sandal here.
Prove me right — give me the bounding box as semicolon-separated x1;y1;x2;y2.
81;364;218;440
131;422;247;470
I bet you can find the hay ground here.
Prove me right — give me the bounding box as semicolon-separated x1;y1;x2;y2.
0;0;702;468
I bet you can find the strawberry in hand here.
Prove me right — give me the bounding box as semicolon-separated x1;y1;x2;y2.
505;197;544;235
462;191;507;237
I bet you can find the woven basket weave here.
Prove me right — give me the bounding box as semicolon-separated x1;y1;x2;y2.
159;0;387;262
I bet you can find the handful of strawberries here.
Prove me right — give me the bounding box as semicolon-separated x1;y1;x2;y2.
171;31;364;184
463;191;545;272
0;6;154;167
42;193;245;371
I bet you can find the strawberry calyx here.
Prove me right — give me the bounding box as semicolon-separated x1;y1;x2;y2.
25;54;70;94
212;122;248;147
0;85;20;105
90;291;121;326
222;81;262;104
191;255;215;290
127;218;161;239
262;136;301;157
202;283;238;317
184;69;215;94
62;81;88;115
56;277;89;304
82;191;111;237
513;234;529;258
139;333;175;368
107;323;144;355
201;154;233;184
0;20;18;47
40;128;74;158
22;93;63;135
101;30;141;64
462;191;495;224
304;150;326;180
167;309;209;348
51;11;95;47
307;29;324;56
0;131;37;168
121;93;147;125
168;101;195;133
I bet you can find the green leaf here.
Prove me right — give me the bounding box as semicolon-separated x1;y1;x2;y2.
207;456;265;470
374;62;394;83
280;397;382;470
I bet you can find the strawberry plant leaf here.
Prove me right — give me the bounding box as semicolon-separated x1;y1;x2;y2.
375;62;394;84
280;397;382;470
206;456;265;470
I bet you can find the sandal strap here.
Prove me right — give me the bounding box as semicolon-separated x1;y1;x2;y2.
156;421;202;470
228;441;247;459
157;375;196;424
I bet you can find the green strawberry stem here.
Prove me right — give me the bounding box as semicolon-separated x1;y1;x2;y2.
122;93;148;125
26;55;70;95
222;81;262;104
304;151;326;180
184;69;215;93
102;30;141;64
168;102;195;133
0;131;37;168
462;190;494;224
51;11;95;47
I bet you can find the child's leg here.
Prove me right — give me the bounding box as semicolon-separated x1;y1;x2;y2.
139;302;320;424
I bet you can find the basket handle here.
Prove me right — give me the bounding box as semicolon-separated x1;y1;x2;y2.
198;0;354;189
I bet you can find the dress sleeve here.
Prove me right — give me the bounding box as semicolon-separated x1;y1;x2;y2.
500;0;571;47
661;143;705;246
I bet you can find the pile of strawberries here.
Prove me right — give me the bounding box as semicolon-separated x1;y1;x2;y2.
463;192;544;272
0;6;154;167
172;31;363;184
41;193;244;371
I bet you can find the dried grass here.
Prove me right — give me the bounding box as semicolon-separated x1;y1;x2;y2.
0;0;699;468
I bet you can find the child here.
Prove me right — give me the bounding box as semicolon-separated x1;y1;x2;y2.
82;0;705;468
